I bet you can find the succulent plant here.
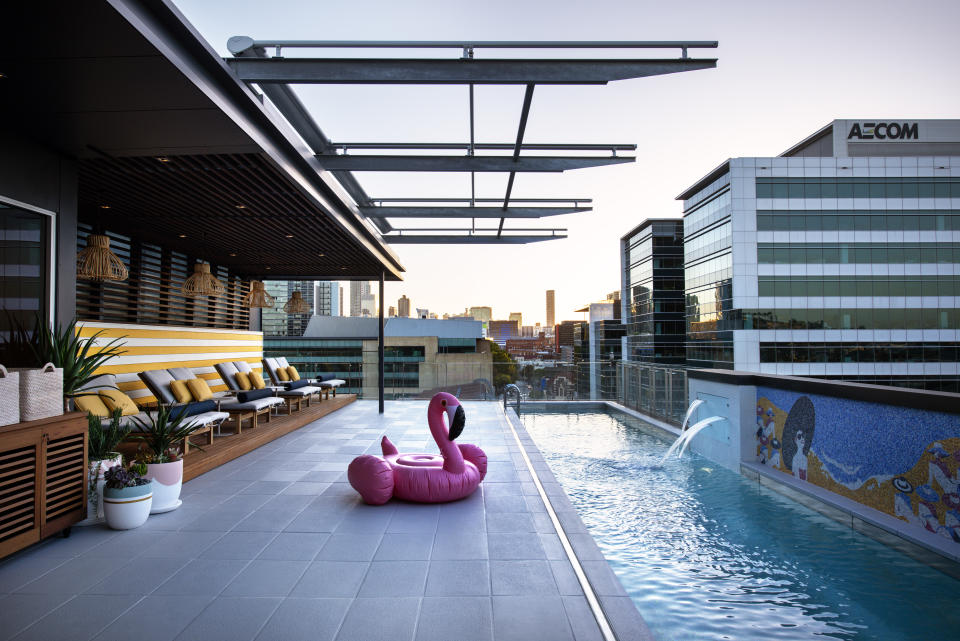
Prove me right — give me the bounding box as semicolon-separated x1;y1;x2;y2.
103;464;150;490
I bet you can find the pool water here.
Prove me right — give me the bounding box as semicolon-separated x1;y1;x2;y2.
522;409;960;641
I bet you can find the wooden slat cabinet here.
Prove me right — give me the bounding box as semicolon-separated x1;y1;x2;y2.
0;412;87;560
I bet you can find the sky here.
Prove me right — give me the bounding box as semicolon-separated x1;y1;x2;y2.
174;0;960;326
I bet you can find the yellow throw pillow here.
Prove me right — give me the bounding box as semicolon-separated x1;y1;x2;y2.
99;389;140;416
186;378;214;402
235;371;252;391
249;372;266;389
286;366;300;381
169;379;192;404
75;393;110;417
275;366;289;382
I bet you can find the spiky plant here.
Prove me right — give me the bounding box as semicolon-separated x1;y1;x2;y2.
131;405;203;463
29;316;126;402
88;408;131;461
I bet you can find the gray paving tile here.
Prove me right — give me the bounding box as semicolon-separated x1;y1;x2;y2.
138;531;225;559
357;560;428;597
492;595;574;641
261;493;314;511
316;534;382;561
21;528;117;559
15;555;129;594
199;532;278;560
550;560;583;595
233;508;299;532
0;593;72;641
284;508;343;533
486;512;535;533
416;596;493;641
0;555;67;593
431;531;488;560
179;508;251;532
281;481;331;495
255;598;350;641
425;560;490;596
333;505;396;534
84;529;167;559
490;560;558;595
257;533;330;561
598;596;655;641
566;533;606;561
335;597;420;641
154;559;248;596
484;494;528;512
374;533;434;560
93;595;212;641
221;560;309;597
580;560;628;597
13;594;140;641
538;533;567;560
386;504;440;533
291;561;368;597
174;596;281;641
488;532;546;559
561;596;604;641
218;494;272;511
85;556;188;595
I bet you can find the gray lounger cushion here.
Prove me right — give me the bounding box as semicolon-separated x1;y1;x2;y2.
234;361;254;374
277;357;290;368
262;357;282;385
216;362;241;391
219;397;284;412
277;385;321;398
167;367;195;381
138;369;178;405
77;373;119;394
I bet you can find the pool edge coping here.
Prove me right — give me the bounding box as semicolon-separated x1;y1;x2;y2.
502;404;656;641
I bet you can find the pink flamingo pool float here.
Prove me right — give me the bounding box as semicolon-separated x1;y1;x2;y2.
348;392;487;504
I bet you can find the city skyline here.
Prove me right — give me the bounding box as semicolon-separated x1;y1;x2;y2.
176;0;960;325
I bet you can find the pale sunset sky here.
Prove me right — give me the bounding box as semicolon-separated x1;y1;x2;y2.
174;0;960;326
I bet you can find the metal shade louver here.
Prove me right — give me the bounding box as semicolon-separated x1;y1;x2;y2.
76;234;128;282
181;262;225;297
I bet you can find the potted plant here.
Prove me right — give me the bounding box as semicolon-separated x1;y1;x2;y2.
78;408;131;526
102;463;152;530
131;405;202;513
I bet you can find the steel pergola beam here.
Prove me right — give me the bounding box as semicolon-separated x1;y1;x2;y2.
359;206;590;218
385;234;566;244
315;154;630;172
226;57;717;85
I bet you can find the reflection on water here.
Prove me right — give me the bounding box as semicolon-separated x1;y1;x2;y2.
523;411;960;641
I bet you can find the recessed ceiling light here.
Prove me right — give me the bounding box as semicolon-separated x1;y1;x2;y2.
99;204;111;209
285;234;294;238
156;156;170;163
0;72;7;79
178;233;187;238
229;252;237;257
235;204;246;209
317;253;325;257
265;266;271;270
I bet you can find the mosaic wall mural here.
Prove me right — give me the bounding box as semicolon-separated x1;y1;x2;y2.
756;387;960;545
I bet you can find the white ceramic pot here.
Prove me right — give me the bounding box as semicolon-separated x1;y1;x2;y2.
144;459;183;514
103;482;153;530
77;454;123;526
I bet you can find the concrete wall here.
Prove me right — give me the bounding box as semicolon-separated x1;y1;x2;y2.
0;131;77;325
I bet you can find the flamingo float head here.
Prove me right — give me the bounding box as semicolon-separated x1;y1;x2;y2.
429;392;465;441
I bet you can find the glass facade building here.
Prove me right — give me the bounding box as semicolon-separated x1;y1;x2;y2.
620;219;686;364
262;280;315;337
676;119;960;391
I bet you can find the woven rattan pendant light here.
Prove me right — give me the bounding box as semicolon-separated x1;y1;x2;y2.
76;234;129;282
242;280;275;308
182;261;225;297
283;289;311;314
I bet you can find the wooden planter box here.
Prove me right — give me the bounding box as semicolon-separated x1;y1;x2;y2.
0;412;87;560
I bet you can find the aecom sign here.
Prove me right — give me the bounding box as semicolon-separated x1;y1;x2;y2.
847;122;918;140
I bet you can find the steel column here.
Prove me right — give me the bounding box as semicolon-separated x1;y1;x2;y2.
378;272;385;413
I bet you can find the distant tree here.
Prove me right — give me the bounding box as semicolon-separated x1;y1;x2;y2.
520;364;535;382
487;340;517;394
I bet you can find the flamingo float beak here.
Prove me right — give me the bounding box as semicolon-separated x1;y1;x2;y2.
448;404;466;441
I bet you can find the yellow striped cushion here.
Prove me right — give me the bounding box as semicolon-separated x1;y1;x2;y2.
169;380;192;404
235;371;252;391
186;378;214;402
250;372;266;389
99;389;140;416
286;366;300;381
75;394;110;417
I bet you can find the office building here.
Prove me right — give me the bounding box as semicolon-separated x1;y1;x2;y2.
262;280;315;336
314;281;339;317
546;290;556;327
350;281;370;317
677;119;960;391
620;219;686;363
360;293;376;317
509;312;523;326
389;306;397;317
488;320;520;346
469;306;492;323
398;295;411;318
416;308;430;319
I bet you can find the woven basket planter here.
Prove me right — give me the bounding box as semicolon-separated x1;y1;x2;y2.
0;365;19;426
17;363;63;421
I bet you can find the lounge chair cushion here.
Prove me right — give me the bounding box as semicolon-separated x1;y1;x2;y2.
170;380;192;404
277;357;290;367
171;400;217;420
139;370;178;405
75;393;110;417
250;372;266;389
235;361;254;374
167;367;195;381
235;372;252;390
99;389;140;416
215;362;240;391
284;380;310;391
220;396;284;412
286;366;300;381
275;367;289;382
237;388;275;403
279;385;320;398
78;373;119;394
181;410;229;429
186;378;214;402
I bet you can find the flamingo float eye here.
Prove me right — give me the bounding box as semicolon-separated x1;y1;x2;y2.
441;399;447;407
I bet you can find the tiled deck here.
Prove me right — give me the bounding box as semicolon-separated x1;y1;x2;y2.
0;401;647;641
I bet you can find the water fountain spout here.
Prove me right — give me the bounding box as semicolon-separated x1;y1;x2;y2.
659;412;727;465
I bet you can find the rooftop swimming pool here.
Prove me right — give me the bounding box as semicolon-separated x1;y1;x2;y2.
521;408;960;641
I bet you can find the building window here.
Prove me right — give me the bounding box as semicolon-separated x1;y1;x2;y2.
0;205;48;353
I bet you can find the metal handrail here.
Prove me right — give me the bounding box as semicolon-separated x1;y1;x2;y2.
503;384;522;414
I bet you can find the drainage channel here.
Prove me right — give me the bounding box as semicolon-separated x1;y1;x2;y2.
501;406;618;641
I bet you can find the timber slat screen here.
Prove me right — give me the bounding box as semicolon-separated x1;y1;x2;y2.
77;225;250;330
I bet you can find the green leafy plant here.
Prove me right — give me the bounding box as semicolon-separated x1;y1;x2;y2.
131;405;203;463
30;317;126;401
88;408;131;461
